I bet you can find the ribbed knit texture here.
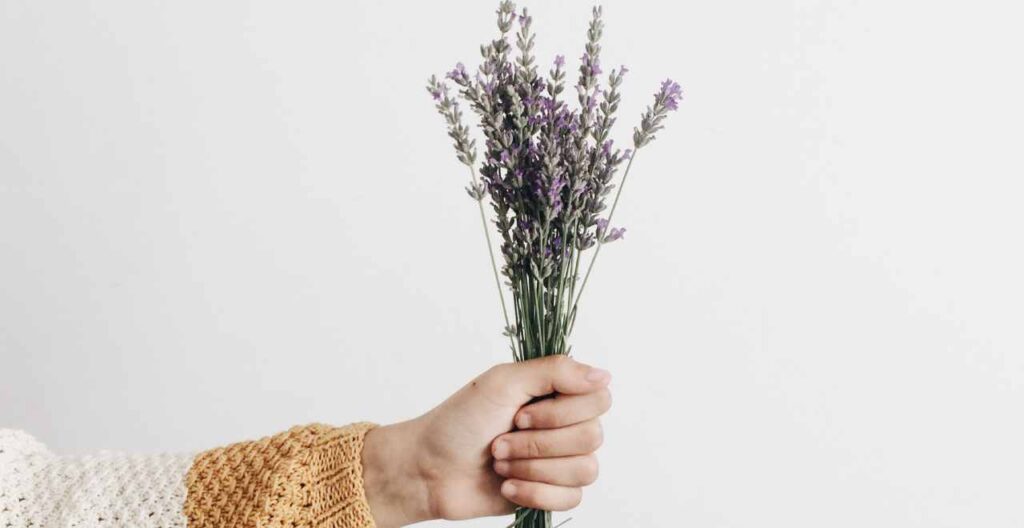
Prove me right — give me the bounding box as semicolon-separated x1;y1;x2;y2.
184;423;377;528
0;423;378;528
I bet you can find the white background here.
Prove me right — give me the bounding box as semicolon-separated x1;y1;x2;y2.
2;1;1023;526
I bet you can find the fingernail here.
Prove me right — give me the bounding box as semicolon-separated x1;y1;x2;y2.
586;368;611;383
493;440;510;460
494;460;510;475
503;481;518;497
517;414;532;429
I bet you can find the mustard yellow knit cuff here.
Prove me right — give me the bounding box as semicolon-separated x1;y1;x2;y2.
184;422;379;528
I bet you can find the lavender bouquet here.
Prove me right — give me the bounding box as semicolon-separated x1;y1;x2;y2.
427;3;680;526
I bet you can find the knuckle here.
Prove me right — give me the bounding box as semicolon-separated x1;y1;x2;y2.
483;363;512;381
547;354;575;374
433;490;461;520
526;436;546;458
546;354;572;366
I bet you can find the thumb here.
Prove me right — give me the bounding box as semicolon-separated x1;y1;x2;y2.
485;356;611;405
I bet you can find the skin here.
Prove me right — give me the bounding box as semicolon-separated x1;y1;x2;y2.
360;355;613;527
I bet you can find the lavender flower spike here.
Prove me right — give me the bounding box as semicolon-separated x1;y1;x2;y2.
633;77;684;148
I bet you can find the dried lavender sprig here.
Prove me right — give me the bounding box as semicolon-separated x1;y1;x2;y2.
571;7;604;207
472;165;519;359
515;8;537;85
569;78;684;328
427;75;519;357
634;79;683;147
427;75;477;173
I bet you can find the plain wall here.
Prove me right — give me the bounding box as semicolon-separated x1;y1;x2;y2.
2;0;1022;526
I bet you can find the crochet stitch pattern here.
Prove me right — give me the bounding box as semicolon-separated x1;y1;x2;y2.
0;423;378;528
0;429;192;528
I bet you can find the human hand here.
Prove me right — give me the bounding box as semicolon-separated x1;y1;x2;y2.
360;356;613;527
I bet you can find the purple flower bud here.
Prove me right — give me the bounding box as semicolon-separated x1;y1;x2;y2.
446;62;469;84
546;233;563;256
554;55;565;68
604;227;626;242
659;78;683;111
620;65;630;75
548;176;566;202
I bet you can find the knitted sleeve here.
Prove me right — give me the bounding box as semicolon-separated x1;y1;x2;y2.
0;423;379;528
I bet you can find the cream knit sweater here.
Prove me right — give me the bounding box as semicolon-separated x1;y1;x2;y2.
0;423;378;528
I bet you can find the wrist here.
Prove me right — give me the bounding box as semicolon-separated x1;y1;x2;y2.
361;419;434;527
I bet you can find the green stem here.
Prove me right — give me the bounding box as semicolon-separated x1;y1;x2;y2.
552;221;576;354
530;273;543;357
467;165;518;358
568;150;639;333
512;280;524;362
